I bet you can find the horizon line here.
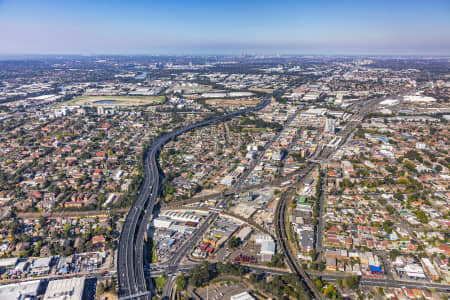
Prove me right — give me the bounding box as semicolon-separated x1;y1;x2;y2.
0;52;450;58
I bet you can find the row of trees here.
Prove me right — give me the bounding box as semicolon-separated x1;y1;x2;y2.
186;261;246;288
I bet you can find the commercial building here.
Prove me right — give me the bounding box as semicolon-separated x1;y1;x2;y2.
230;291;255;300
160;211;201;223
0;257;18;272
235;226;253;242
301;108;327;117
0;280;42;299
152;217;173;229
43;277;85;300
30;257;52;276
254;234;276;262
325;118;336;134
421;258;440;281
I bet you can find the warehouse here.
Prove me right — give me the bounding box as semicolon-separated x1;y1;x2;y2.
0;280;42;299
235;226;253;242
0;257;18;272
44;277;85;300
152;217;173;228
30;257;53;276
160;211;201;223
230;292;255;300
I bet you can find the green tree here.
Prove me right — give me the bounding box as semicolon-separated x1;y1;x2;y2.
228;236;241;248
175;274;187;291
416;210;428;223
267;253;286;268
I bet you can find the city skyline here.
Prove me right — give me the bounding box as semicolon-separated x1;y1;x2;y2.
1;0;450;55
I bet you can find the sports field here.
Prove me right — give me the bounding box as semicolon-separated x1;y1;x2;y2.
61;95;165;106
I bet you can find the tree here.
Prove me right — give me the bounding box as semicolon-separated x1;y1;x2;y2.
323;285;337;298
175;274;187;291
314;277;323;289
155;275;166;292
188;261;215;287
308;250;317;260
38;216;47;228
416;210;428;223
343;275;360;290
385;205;395;216
267;253;286;268
228;236;241;248
33;241;42;257
383;220;394;234
97;282;105;295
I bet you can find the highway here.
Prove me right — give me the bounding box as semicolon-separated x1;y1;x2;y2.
274;166;324;300
117;95;272;300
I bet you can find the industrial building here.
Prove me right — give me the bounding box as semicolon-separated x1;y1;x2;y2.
160;211;201;223
324;118;336;134
230;292;255;300
43;277;85;300
0;280;42;299
235;226;253;242
254;234;276;262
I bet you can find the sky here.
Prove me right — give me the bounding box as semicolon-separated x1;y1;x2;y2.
0;0;449;55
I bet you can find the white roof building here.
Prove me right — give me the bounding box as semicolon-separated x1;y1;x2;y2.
235;226;253;242
0;257;18;269
0;280;42;300
253;234;273;244
404;264;426;279
32;257;52;269
260;240;276;256
152;217;173;229
230;291;255;300
302;108;327;116
160;211;201;223
44;277;85;300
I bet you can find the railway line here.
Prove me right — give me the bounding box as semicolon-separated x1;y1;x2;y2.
274;166;324;300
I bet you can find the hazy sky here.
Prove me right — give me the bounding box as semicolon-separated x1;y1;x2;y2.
1;0;449;55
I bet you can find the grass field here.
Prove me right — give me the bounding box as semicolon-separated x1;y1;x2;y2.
61;95;165;106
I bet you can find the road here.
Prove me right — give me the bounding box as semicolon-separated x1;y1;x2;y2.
274;166;324;300
150;261;450;294
161;213;218;299
317;274;450;293
235;105;303;188
117;95;272;300
272;93;400;299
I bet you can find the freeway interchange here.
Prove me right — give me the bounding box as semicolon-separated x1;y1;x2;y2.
117;95;272;299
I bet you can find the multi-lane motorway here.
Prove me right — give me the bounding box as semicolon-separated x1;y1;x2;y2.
117;95;272;299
